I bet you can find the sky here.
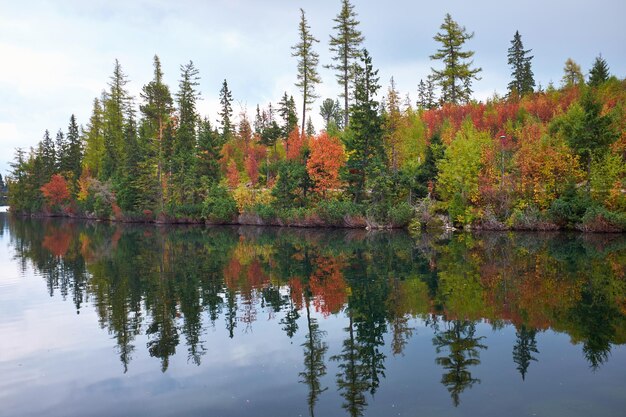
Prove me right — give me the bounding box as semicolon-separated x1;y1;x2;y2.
1;0;625;175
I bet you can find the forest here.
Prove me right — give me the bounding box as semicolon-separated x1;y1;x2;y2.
6;2;626;232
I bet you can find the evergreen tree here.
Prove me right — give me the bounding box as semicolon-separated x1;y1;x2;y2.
40;130;56;181
172;61;201;206
588;54;610;87
306;116;315;137
102;59;130;179
278;92;298;137
54;129;67;172
292;8;321;138
197;118;222;182
219;79;234;140
319;98;342;130
343;49;384;203
384;77;402;172
507;31;535;97
82;97;105;177
140;55;174;212
430;14;481;105
327;0;364;128
116;107;142;212
561;58;584;87
65;114;82;182
254;104;264;134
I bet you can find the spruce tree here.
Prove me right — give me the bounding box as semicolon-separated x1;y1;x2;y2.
54;129;67;172
588;54;610;87
507;31;535;98
172;61;201;206
327;0;364;128
343;49;384;203
306;116;315;137
102;59;130;179
82;98;105;177
219;79;233;141
65;114;82;182
319;98;342;130
40;130;56;181
197;118;222;183
140;55;174;211
278;92;298;137
430;14;481;105
292;8;321;138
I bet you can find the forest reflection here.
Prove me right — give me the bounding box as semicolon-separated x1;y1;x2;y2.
7;215;626;414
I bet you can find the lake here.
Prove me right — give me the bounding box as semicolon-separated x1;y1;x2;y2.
0;212;625;417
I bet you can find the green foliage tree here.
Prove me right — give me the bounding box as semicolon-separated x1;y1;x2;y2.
82;98;105;177
319;98;343;131
292;8;321;138
507;31;535;97
64;114;82;183
430;14;482;105
588;54;610;87
327;0;364;128
416;75;437;109
197;117;222;183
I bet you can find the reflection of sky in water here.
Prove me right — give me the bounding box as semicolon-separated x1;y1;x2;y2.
0;214;625;417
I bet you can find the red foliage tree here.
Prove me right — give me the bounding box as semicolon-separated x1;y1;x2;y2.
226;159;240;188
40;174;71;209
245;154;259;186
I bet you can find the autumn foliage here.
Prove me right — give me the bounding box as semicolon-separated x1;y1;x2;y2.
306;132;345;195
40;174;71;209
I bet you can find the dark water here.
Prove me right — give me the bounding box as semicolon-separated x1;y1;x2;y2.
1;213;625;417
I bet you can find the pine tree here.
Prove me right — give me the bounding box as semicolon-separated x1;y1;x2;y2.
292;8;321;138
588;54;610;87
384;77;402;172
327;0;364;128
306;116;315;137
140;55;174;211
561;58;584;87
343;49;384;203
219;79;234;141
507;31;535;98
430;14;481;105
319;98;342;130
102;59;130;179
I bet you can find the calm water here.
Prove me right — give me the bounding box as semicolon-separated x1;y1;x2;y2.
1;213;625;417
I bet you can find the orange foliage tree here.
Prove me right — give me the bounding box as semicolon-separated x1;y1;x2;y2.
286;127;307;161
226;159;240;188
306;132;345;196
40;174;71;210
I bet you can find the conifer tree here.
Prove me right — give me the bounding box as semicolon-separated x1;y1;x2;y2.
561;58;584;87
40;130;56;181
319;98;342;130
102;59;130;179
140;55;174;211
507;31;535;97
172;61;201;205
219;79;234;140
65;114;82;182
343;49;384;203
197;118;222;182
292;8;321;138
278;92;299;137
588;54;610;87
430;14;481;105
82;97;105;177
306;116;315;137
327;0;364;128
54;130;66;172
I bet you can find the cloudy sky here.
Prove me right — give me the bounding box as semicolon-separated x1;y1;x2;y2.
1;0;624;175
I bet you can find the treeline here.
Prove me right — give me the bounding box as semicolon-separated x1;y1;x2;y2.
6;1;626;231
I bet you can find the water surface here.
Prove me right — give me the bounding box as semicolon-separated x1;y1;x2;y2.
1;213;625;417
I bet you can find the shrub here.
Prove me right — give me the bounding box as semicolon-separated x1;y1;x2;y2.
549;184;594;227
389;202;414;227
202;184;237;223
315;199;363;226
578;206;626;232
